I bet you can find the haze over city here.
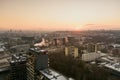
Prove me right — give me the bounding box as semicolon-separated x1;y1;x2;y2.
0;0;120;31
1;1;120;80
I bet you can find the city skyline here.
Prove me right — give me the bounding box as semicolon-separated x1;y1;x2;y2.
0;0;120;31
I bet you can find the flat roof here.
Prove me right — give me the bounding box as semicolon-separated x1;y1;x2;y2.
40;68;74;80
0;48;4;52
104;63;120;72
30;48;47;54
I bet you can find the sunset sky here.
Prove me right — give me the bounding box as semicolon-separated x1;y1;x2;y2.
0;0;120;31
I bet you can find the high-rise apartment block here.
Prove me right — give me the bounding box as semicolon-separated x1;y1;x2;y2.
27;48;48;80
9;54;27;80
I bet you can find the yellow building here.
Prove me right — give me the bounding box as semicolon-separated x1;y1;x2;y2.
65;46;79;58
95;43;103;53
86;43;103;53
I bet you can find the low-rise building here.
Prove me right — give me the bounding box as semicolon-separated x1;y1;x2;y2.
82;52;102;62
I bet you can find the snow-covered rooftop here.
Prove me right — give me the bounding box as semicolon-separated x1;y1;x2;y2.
0;48;4;52
40;68;74;80
104;63;120;72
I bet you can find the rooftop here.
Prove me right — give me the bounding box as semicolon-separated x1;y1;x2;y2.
30;48;48;54
40;68;74;80
0;48;5;52
9;54;27;63
104;63;120;72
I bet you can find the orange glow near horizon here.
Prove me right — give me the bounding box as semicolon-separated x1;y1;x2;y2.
0;0;120;31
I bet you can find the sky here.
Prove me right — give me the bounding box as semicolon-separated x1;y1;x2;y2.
0;0;120;31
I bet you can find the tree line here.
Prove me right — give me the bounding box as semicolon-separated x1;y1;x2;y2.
48;50;109;80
